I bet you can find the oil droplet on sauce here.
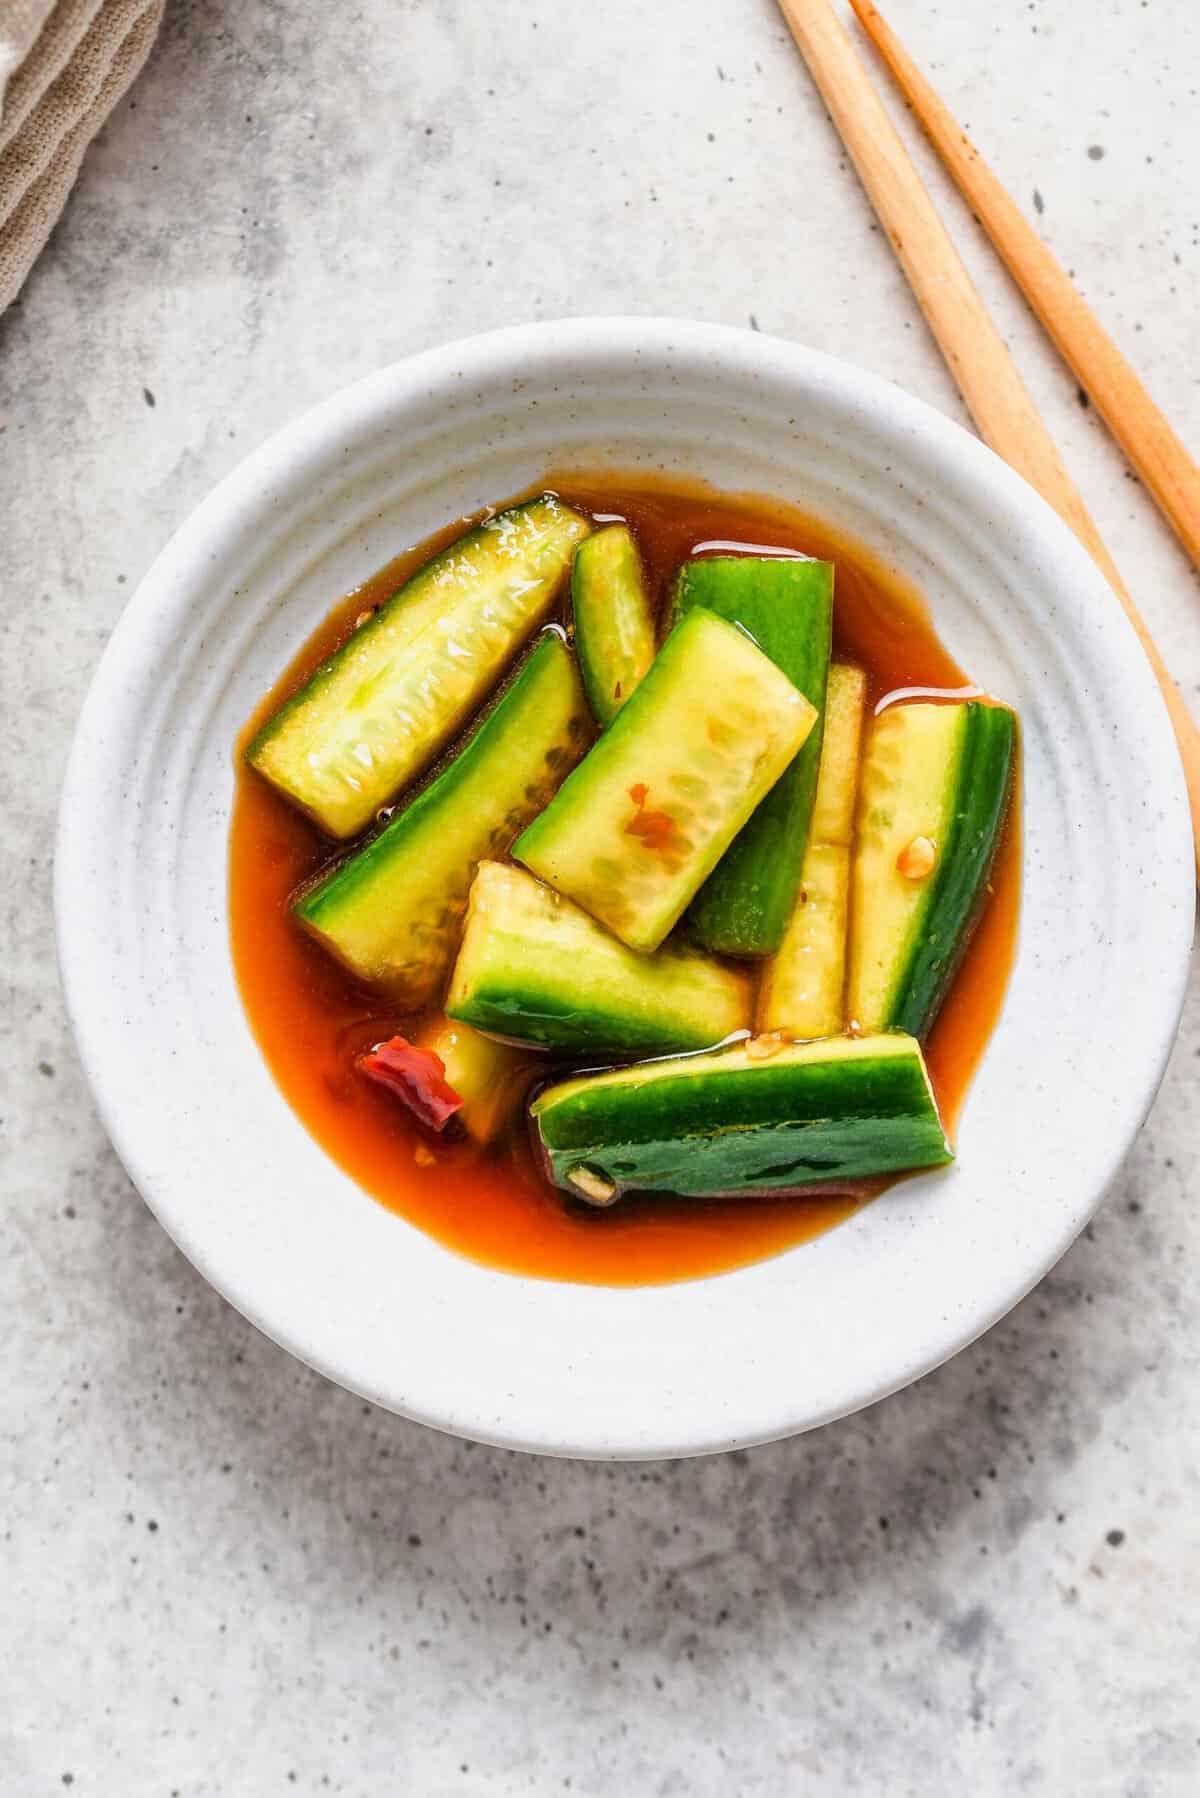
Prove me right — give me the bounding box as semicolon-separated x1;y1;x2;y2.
229;471;1020;1287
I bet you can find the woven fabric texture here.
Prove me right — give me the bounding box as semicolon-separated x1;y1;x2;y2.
0;0;163;310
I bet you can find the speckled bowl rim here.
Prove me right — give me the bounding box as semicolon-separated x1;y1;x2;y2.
55;318;1194;1458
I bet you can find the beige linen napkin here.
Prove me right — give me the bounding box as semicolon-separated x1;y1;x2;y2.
0;0;163;310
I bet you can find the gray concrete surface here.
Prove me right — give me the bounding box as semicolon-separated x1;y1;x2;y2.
3;1;1199;1792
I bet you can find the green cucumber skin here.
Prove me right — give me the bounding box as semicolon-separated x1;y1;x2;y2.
512;607;815;954
248;499;573;761
246;496;588;836
669;558;833;957
532;1040;952;1199
572;526;655;727
294;634;590;1001
451;965;738;1056
446;862;750;1055
889;702;1016;1037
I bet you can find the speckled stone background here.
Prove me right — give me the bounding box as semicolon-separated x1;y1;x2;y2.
3;2;1199;1793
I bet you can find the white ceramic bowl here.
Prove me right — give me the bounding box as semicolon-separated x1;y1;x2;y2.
56;318;1194;1459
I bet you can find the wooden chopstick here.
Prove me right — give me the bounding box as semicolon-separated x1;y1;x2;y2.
849;0;1200;581
774;0;1200;877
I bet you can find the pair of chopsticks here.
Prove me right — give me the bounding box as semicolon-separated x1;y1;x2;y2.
775;0;1200;880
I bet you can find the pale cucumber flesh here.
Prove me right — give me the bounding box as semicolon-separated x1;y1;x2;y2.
757;840;849;1038
446;861;752;1054
758;661;866;1034
669;556;834;956
417;1016;536;1145
294;633;590;1006
248;496;590;836
848;700;1015;1038
809;662;868;846
572;524;656;727
513;607;817;952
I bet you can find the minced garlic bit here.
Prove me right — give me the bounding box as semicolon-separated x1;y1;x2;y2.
847;1018;864;1038
354;607;375;629
568;1164;618;1207
413;1143;437;1167
745;1032;789;1061
896;834;937;881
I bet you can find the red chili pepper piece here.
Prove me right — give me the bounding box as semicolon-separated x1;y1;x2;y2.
625;782;678;852
357;1035;463;1132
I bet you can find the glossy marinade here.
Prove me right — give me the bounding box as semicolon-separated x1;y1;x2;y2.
229;473;1020;1287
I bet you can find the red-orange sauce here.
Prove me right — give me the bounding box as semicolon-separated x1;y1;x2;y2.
229;474;1021;1286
